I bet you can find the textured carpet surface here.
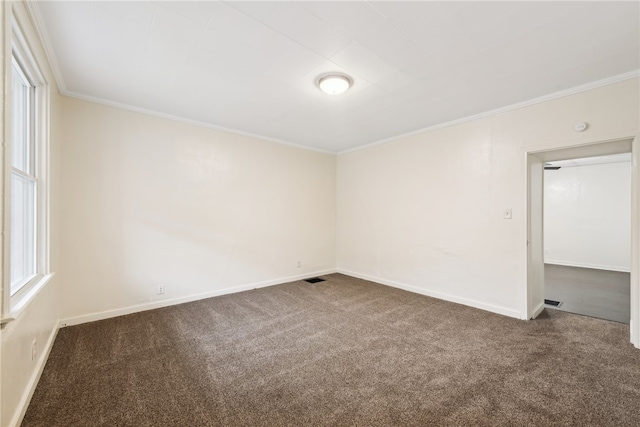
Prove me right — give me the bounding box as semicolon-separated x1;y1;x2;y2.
23;274;640;426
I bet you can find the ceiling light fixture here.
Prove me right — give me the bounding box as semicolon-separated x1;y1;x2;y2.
317;73;352;95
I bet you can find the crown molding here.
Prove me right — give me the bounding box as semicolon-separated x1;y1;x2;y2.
338;70;640;155
24;0;67;93
20;0;640;156
23;1;333;155
61;70;640;157
62;90;335;154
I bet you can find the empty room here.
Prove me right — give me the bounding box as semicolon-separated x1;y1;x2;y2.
1;1;639;426
543;153;633;323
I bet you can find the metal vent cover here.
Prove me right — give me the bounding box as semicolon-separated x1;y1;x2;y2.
544;299;562;307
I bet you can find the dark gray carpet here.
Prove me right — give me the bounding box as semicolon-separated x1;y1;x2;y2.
545;264;630;324
23;273;640;426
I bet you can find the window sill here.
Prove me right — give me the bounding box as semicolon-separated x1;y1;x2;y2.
1;272;55;326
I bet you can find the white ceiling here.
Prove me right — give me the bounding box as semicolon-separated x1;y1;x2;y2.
34;1;640;153
546;153;632;168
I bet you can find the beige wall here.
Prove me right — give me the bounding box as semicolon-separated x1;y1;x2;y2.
0;4;638;423
337;78;639;319
59;98;336;322
1;2;62;426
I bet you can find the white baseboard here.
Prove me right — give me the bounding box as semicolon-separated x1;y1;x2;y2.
544;260;630;273
337;269;522;319
60;269;337;327
10;321;60;427
531;302;545;319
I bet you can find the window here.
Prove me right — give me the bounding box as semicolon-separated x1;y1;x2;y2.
11;58;37;296
2;15;52;322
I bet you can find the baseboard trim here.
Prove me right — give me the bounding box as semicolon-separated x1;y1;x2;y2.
60;269;337;327
10;321;60;427
337;269;522;319
544;260;630;273
531;302;545;319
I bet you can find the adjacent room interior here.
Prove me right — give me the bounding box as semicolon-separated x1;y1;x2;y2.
1;1;639;426
543;153;632;323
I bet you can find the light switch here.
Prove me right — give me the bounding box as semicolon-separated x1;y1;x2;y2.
503;209;512;219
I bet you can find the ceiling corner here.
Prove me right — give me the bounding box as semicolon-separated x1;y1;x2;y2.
24;0;68;94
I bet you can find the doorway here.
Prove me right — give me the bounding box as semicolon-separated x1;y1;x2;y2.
543;153;631;323
526;136;640;348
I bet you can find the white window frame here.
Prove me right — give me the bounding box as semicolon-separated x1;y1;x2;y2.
1;11;53;324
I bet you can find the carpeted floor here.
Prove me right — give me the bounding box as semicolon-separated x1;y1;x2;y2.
23;273;640;426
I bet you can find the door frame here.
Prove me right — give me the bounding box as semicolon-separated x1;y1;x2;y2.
526;135;639;348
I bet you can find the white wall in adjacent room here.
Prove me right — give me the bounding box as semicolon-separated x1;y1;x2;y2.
337;78;639;319
60;98;336;322
544;159;631;272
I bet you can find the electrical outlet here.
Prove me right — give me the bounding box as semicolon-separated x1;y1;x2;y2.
544;249;549;255
297;261;301;268
31;339;37;361
157;284;165;295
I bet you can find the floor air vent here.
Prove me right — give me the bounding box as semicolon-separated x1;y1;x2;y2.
544;299;562;307
304;277;325;284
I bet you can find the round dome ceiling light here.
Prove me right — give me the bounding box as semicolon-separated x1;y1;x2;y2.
317;73;352;95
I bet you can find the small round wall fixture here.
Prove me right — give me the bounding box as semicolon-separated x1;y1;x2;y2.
317;73;352;95
574;122;588;132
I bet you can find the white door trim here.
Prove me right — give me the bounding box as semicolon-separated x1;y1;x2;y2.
526;136;639;348
630;135;639;347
